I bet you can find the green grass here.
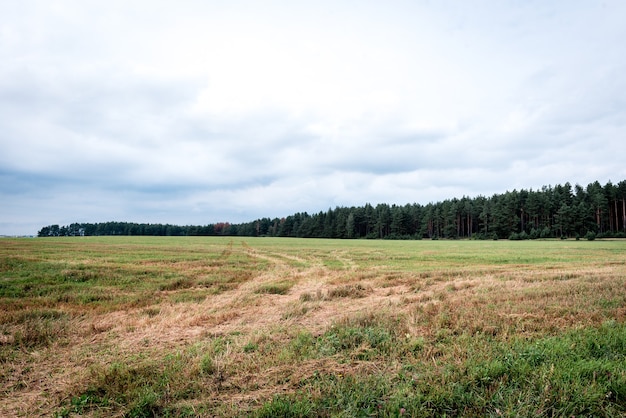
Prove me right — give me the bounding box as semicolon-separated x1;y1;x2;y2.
258;321;626;417
254;279;295;295
0;236;625;416
0;237;263;312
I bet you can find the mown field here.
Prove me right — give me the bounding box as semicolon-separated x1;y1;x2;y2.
1;236;625;417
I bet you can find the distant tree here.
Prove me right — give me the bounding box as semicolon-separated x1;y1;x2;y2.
37;179;626;241
345;212;355;239
619;180;626;233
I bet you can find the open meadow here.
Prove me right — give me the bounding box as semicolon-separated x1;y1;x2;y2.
1;236;625;417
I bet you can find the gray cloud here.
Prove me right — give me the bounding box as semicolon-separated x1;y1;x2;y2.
1;1;626;235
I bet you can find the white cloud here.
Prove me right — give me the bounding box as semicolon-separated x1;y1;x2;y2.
1;0;626;234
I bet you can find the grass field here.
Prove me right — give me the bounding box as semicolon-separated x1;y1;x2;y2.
1;237;625;417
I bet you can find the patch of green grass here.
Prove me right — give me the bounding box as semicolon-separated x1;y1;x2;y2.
254;394;315;417
315;314;400;360
159;277;195;291
68;350;208;417
597;297;624;309
322;259;344;269
53;333;237;416
257;321;626;417
1;309;69;349
255;280;295;295
243;342;258;353
0;238;265;315
56;392;111;417
279;311;416;363
327;283;370;299
170;290;208;304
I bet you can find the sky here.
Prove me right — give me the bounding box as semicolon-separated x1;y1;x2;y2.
1;0;626;235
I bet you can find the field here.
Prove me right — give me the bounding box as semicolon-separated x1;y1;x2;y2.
1;237;625;417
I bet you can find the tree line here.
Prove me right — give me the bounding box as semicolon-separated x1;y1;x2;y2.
38;179;626;240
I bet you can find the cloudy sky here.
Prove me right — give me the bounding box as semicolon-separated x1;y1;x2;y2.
1;1;625;235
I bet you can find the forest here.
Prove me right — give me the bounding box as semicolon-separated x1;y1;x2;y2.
38;179;626;240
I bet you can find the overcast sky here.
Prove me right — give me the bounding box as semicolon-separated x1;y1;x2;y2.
1;1;625;235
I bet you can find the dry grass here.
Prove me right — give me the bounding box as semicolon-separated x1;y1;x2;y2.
1;237;625;416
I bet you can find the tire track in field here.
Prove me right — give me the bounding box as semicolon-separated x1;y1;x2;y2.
236;243;415;334
191;241;396;336
77;241;403;355
107;242;334;345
